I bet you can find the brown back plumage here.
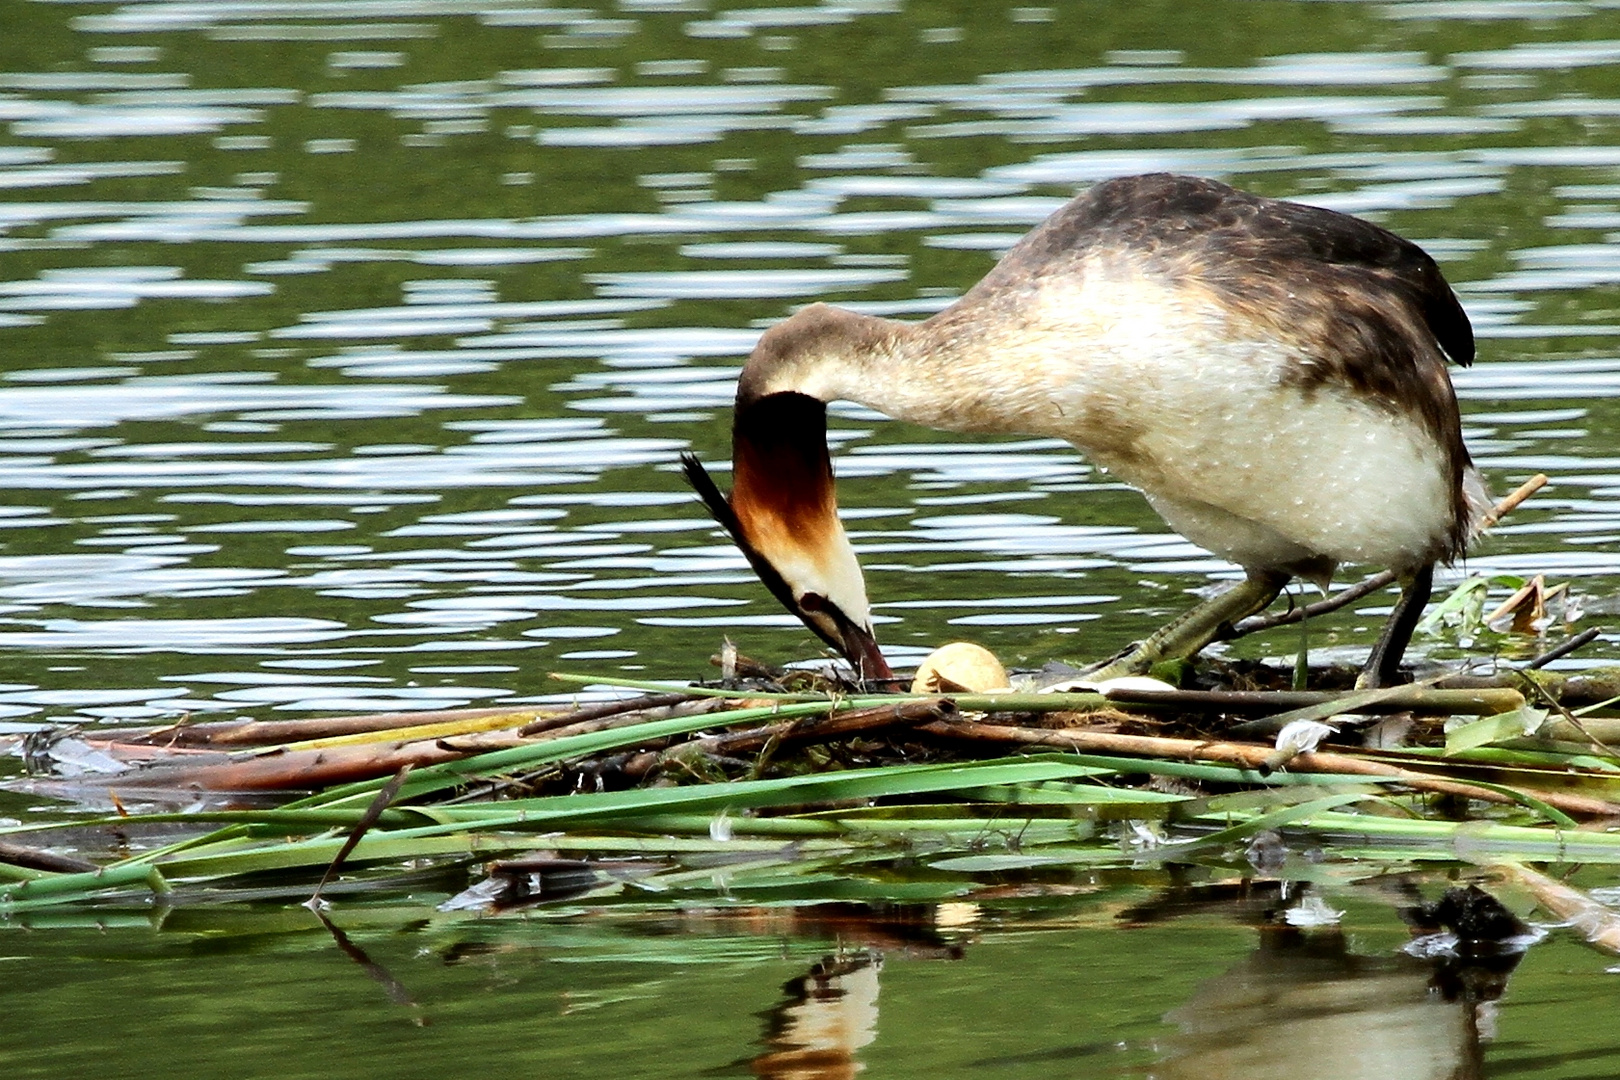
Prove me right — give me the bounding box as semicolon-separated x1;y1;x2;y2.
968;173;1478;561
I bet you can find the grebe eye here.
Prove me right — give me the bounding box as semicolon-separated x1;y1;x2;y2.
799;592;827;612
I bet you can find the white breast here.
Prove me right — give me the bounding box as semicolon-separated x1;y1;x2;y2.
1034;269;1459;575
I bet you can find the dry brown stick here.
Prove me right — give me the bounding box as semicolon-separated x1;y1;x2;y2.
1099;685;1523;717
1524;626;1604;670
107;740;468;792
309;765;413;907
1227;473;1550;640
166;695;703;748
916;719;1620;817
0;839;100;874
1478;472;1550;530
100;700;741;791
619;700;955;780
100;691;708;749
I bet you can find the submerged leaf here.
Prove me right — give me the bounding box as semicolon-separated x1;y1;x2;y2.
1418;575;1492;642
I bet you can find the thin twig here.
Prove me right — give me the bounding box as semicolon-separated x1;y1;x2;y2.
1227;572;1394;638
1524;626;1603;670
0;840;99;875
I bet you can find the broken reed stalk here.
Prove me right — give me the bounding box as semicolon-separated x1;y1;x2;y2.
1490;863;1620;955
1478;472;1551;530
107;738;469;791
517;691;700;736
308;765;413;907
1438;669;1620;710
108;705;560;748
100;699;742;790
917;718;1620;818
444;698;740;752
1228;473;1550;640
98;690;711;755
1092;685;1523;717
521;697;731;740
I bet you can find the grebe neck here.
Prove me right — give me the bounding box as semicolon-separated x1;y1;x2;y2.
737;301;1067;437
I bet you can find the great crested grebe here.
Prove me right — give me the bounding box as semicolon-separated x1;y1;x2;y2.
683;173;1486;688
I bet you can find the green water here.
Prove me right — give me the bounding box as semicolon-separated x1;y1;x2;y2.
5;892;1620;1078
6;0;1620;1073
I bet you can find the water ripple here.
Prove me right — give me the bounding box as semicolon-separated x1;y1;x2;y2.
0;0;1617;716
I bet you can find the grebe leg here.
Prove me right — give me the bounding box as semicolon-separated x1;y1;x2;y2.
1356;563;1434;689
1086;569;1289;682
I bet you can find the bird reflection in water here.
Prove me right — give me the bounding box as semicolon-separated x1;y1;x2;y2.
744;903;964;1079
1146;883;1527;1080
742;882;1530;1080
750;951;883;1080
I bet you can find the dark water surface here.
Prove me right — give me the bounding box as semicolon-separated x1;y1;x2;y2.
2;0;1620;723
6;0;1620;1075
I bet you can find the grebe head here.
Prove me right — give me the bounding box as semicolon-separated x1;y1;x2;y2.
677;307;894;680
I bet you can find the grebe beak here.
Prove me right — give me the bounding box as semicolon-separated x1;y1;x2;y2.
802;592;892;686
682;392;893;686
